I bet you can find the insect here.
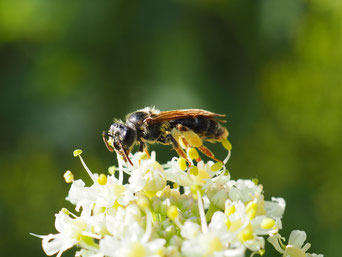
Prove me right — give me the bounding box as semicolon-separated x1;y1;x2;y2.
102;107;229;165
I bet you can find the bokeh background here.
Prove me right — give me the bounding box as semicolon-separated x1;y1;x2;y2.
0;0;340;256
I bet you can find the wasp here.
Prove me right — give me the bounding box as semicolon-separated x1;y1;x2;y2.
102;107;229;165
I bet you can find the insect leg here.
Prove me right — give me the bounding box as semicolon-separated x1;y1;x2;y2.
175;124;203;162
197;145;223;163
138;140;150;157
176;125;222;163
176;124;189;131
102;131;115;152
167;134;191;164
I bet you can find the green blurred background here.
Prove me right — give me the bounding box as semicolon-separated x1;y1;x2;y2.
0;0;340;256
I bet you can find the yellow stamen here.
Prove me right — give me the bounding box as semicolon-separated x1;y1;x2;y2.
225;218;231;229
247;209;256;219
173;183;179;189
189;166;199;176
73;149;83;157
79;235;94;246
211;162;223;172
225;205;236;216
252;178;259;185
221;139;232;151
113;200;121;209
97;174;107;185
61;208;70;215
238;224;254;242
246;201;258;219
167;205;179;221
178;157;187;171
63;170;74;183
188;148;199;160
246;201;258;214
108;165;116;175
260;218;275;229
258;249;265;256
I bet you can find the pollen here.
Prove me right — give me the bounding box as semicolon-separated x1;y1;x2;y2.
225;205;236;216
113;200;121;209
247;209;256;219
167;205;179;221
188;148;199;160
63;170;74;183
238;224;254;242
260;218;275;229
97;174;107;185
61;208;70;215
225;218;231;229
221;139;232;151
211;162;223;172
246;201;258;214
73;149;83;157
173;183;179;189
182;130;202;147
189;166;199;176
178;157;187;171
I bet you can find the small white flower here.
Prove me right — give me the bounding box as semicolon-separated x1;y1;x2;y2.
265;197;286;219
206;175;231;210
267;230;324;257
227;179;263;203
32;148;322;257
181;221;201;239
99;235;165;257
129;152;166;196
32;210;98;257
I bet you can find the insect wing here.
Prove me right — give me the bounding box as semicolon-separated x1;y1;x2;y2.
146;109;226;124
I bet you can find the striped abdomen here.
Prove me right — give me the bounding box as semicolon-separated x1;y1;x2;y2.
169;117;228;141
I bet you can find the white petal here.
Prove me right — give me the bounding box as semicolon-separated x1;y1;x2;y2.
42;234;74;256
288;230;307;248
222;247;246;257
264;197;286;218
306;254;324;257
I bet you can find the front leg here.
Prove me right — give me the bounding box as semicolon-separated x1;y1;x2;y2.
139;140;150;157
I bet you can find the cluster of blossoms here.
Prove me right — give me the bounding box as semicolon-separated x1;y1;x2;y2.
32;141;323;257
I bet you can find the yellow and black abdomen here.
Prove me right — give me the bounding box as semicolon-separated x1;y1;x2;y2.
169;117;227;141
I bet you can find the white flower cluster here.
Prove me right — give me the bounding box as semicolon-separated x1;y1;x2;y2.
32;148;323;257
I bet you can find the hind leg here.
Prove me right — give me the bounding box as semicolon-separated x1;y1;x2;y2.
166;133;191;164
197;145;223;163
176;125;223;163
